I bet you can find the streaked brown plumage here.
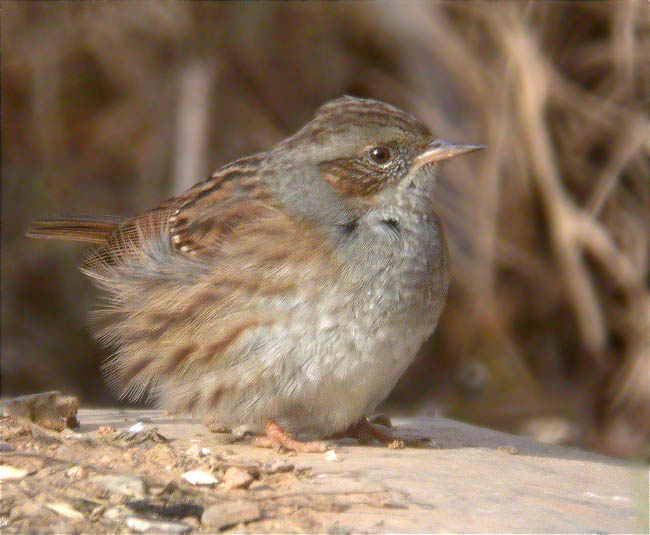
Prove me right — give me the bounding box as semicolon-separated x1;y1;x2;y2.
28;96;482;451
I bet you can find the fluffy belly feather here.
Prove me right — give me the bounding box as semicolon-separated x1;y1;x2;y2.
198;251;448;439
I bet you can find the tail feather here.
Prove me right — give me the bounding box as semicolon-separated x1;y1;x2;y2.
27;215;122;244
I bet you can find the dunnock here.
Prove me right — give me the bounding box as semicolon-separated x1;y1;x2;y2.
28;96;482;451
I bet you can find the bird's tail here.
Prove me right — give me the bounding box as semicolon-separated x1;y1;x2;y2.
26;215;122;244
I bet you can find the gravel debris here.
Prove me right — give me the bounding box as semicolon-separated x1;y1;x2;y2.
1;401;408;534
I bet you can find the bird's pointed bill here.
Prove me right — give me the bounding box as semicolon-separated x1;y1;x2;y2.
413;140;485;167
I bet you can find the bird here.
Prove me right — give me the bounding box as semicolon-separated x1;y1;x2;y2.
28;96;483;452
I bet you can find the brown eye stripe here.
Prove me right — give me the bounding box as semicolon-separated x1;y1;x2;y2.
320;158;386;196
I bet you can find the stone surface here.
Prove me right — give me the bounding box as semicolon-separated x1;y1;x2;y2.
78;409;647;534
1;407;647;533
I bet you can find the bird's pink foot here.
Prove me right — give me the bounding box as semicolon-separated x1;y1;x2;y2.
255;420;328;453
342;416;424;448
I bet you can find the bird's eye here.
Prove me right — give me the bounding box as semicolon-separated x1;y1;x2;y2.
368;146;392;165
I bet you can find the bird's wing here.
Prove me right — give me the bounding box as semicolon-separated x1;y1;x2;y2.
84;152;269;270
167;152;272;258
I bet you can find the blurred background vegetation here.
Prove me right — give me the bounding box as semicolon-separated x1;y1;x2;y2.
2;1;649;458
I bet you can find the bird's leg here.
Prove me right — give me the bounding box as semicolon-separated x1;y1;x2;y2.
254;420;329;453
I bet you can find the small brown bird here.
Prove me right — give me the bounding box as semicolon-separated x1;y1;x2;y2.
28;96;482;452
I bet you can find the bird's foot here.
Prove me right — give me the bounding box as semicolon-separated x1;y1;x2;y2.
341;416;427;448
254;420;329;453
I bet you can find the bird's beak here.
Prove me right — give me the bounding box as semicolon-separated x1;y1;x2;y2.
413;140;485;168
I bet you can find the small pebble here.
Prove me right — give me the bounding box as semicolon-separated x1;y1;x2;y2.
497;445;519;455
388;440;405;450
263;460;294;474
181;516;200;529
125;516;191;534
223;466;253;489
201;501;261;529
91;474;147;498
0;465;29;480
185;443;210;457
103;506;126;521
181;470;219;486
66;466;86;480
323;450;340;462
185;444;201;457
45;502;84;520
89;505;106;521
97;425;116;436
128;422;145;433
